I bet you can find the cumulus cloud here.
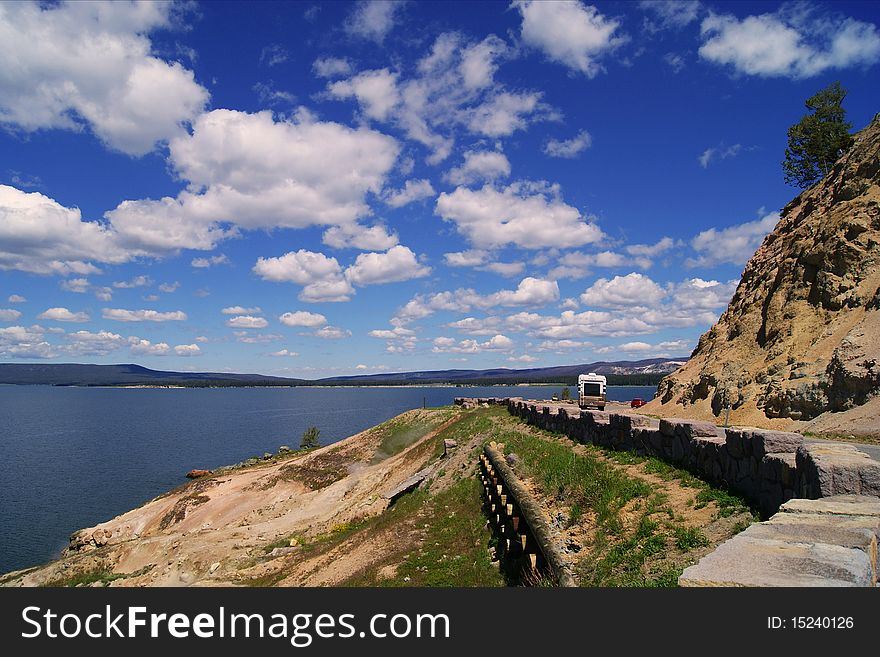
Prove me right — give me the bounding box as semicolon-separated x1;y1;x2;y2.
226;315;268;329
106;109;400;254
128;337;170;356
322;223;399;251
549;250;651;280
626;237;676;258
279;311;328;328
327;32;547;163
8;295;26;303
260;44;289;67
37;307;90;323
383;179;436;208
699;7;880;78
515;0;626;77
313;326;352;340
580;273;666;307
64;330;126;356
688;211;778;267
0;309;22;322
113;275;151;289
61;278;91;293
393;277;559;328
345;246;431;286
435;181;604;249
191;255;229;268
344;0;404;43
270;349;299;357
253;249;354;303
174;344;201;356
158;282;180;293
0;2;209;155
544;130;592;158
102;308;187;322
444;150;511;185
0;185;131;275
431;334;514;353
313;56;353;78
327;68;400;121
0;325;56;359
222;306;262;315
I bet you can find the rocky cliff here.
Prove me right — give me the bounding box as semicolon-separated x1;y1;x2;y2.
650;114;880;437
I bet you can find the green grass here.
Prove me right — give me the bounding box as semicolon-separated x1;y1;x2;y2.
371;409;457;462
674;526;709;551
41;565;153;587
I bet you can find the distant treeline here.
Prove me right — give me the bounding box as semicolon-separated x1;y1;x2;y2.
96;373;667;388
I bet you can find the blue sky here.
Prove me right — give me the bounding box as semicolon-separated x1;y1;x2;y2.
1;0;879;378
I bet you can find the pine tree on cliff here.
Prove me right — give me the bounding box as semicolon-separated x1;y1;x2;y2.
783;81;853;189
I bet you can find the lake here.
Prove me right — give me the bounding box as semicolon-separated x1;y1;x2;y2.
0;384;656;574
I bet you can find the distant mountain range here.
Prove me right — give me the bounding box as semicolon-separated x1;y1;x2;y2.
0;358;687;387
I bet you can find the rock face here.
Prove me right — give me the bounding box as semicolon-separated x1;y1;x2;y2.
651;114;880;435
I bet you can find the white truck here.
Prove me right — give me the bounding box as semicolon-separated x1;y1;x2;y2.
578;373;607;410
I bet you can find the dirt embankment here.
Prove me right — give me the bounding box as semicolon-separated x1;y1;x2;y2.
0;408;461;587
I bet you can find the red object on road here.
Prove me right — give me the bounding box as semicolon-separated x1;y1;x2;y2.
630;398;646;408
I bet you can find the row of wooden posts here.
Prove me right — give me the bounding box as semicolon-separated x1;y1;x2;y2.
479;452;544;581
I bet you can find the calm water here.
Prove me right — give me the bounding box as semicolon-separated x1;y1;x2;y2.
0;384;655;574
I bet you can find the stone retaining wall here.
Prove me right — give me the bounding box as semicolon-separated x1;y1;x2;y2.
455;397;880;517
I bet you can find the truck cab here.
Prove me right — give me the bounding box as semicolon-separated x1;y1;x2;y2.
578;373;607;411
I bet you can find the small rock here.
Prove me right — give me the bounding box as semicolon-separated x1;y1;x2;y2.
278;445;290;453
262;452;273;460
288;538;299;547
186;469;211;479
269;547;298;557
505;453;520;466
209;562;220;573
403;576;411;582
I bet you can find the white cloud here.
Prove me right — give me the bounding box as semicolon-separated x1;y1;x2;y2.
128;337;170;356
0;325;56;359
37;307;90;323
8;295;26;303
191;255;229;268
260;44;289;67
322;223;399;251
444;150;511;185
226;315;268;329
195;336;209;343
313;56;353;78
271;349;299;357
368;326;415;339
640;1;701;30
431;334;514;353
0;309;21;322
64;330;126;356
667;278;737;310
94;287;113;302
436;181;604;249
383;179;436;208
688;211;778;267
279;311;328;328
113;275;151;289
508;354;538;363
544;130;592;158
0;2;209;155
107;109;400;253
102;308;187;322
174;344;201;356
515;0;626;77
699;8;880;78
443;250;489;268
344;1;404;43
626;237;676;258
253;249;354;303
537;339;593;351
481;261;526;277
158;282;180;293
465;91;553;138
61;278;91;293
0;185;130;275
345;245;431;286
222;306;262;315
549;250;651;279
328;68;400;121
233;331;282;344
698;143;743;168
313;326;352;340
580;273;666;307
394;277;559;328
663;52;686;73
